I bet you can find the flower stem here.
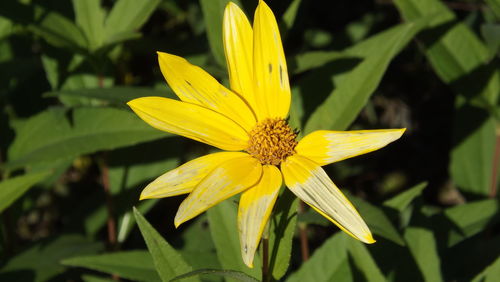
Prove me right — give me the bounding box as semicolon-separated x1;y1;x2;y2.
262;222;270;282
98;155;117;251
298;201;310;261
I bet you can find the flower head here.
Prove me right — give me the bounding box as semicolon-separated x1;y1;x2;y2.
128;0;404;267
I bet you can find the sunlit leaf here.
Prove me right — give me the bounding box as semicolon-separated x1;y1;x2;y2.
268;189;298;280
207;199;261;279
0;235;103;282
171;269;259;282
347;193;405;246
286;233;349;282
445;199;499;246
346;240;385;282
303;19;428;133
7;107;167;169
0;170;51;213
133;208;198;282
104;0;160;44
404;227;443;282
72;0;105;51
384;182;428;212
62;251;160;282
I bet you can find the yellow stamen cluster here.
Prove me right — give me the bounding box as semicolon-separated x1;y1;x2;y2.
246;118;298;165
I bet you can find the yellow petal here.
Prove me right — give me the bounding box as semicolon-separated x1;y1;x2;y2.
128;97;248;151
296;129;406;166
281;155;375;244
157;52;256;131
223;3;256;111
175;154;262;227
140;152;248;200
253;0;291;120
238;165;282;267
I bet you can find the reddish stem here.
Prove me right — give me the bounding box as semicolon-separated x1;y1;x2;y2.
490;130;500;198
298;201;310;261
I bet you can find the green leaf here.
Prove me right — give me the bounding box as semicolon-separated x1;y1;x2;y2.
404;227;443;282
72;0;105;51
0;235;103;282
286;233;348;282
347;193;405;246
104;0;160;42
206;199;261;279
445;199;499;246
346;240;385;282
393;0;500;196
485;0;500;20
450;116;496;197
282;0;302;31
7;107;167;169
199;0;241;66
171;269;259;282
472;256;500;282
175;216;221;270
44;86;175;106
288;51;344;75
62;251;160;282
0;170;51;213
29;8;87;51
303;19;428;133
268;189;298;280
481;23;500;56
133;208;198;282
384;182;428;212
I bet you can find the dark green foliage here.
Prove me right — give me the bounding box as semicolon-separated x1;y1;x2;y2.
0;0;498;281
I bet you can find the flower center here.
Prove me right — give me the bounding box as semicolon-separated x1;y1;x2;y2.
246;118;298;166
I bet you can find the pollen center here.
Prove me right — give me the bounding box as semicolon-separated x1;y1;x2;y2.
246;118;298;166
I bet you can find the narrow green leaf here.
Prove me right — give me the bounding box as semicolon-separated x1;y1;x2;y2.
104;0;160;41
347;193;405;246
450;116;495;196
404;227;443;282
62;251;160;282
286;233;348;282
206;199;261;279
393;0;500;197
72;0;105;51
0;170;51;213
29;8;87;51
472;256;500;282
171;269;259;282
44;86;175;106
481;23;500;56
0;235;103;282
133;208;197;282
384;182;428;212
268;190;298;280
282;0;302;31
7;107;167;169
199;0;241;66
346;240;385;282
303;19;428;133
445;199;499;246
288;51;345;75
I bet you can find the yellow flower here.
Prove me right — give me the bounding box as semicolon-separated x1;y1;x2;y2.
128;0;404;267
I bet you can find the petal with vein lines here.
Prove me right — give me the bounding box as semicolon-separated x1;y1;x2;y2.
223;2;256;112
157;52;256;131
253;0;291;120
281;155;374;243
296;129;406;166
238;165;282;267
128;97;248;151
140;152;248;200
175;155;262;227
